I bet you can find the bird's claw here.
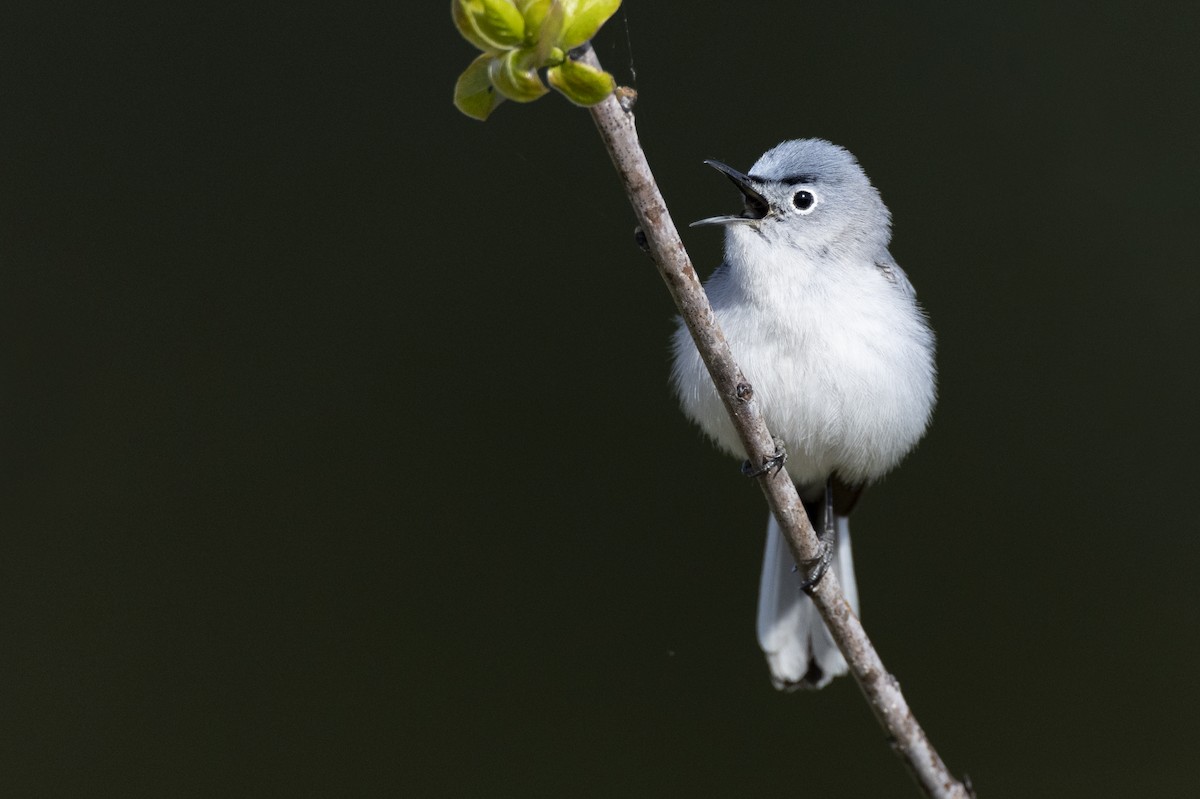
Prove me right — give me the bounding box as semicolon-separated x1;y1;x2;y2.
800;474;838;594
798;543;834;594
741;442;787;478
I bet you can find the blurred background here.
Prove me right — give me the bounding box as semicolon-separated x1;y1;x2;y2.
4;1;1199;795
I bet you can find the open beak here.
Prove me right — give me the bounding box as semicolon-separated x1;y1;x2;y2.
690;160;771;227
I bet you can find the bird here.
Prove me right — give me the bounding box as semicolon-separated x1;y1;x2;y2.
670;138;937;690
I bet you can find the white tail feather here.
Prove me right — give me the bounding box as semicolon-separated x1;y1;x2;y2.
756;510;858;690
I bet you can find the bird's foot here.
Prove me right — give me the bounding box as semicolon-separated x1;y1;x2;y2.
800;476;838;594
798;544;834;594
741;440;787;478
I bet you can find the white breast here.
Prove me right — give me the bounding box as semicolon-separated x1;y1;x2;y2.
671;243;936;487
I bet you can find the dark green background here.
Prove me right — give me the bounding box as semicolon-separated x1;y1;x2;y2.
4;1;1199;795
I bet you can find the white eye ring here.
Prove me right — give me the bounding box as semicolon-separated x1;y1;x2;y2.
792;189;818;214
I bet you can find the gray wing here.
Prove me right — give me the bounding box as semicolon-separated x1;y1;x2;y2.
874;250;917;299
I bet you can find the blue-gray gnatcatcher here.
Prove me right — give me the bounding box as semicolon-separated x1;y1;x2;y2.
670;139;937;690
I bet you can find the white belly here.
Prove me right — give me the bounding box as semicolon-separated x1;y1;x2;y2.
671;263;935;487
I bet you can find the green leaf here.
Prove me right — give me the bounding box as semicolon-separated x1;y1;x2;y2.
558;0;621;50
529;1;565;63
487;48;549;102
515;0;551;41
453;0;526;51
546;56;614;105
453;1;498;52
454;53;506;120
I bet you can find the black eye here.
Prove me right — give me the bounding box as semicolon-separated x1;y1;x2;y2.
792;190;815;211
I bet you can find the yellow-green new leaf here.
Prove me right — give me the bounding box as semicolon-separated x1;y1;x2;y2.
558;0;621;49
488;48;549;102
515;0;551;40
454;53;506;120
453;1;498;52
546;56;614;106
529;1;565;63
454;0;526;51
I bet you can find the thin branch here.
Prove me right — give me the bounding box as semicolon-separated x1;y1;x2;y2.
580;47;971;799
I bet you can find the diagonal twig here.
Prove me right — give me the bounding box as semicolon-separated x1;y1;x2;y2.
579;46;972;799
